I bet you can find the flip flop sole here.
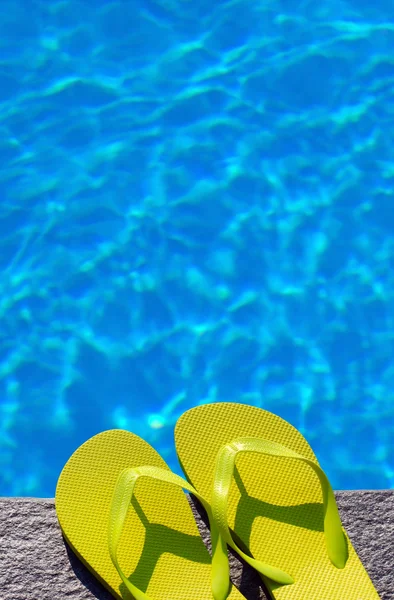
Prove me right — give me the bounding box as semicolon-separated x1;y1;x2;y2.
175;402;380;600
56;429;243;600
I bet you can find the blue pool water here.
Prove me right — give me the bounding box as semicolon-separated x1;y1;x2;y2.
0;1;393;497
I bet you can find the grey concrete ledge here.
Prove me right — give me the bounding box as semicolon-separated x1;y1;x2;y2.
0;491;393;599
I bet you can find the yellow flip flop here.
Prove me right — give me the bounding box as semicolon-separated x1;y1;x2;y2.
175;402;381;600
55;429;246;600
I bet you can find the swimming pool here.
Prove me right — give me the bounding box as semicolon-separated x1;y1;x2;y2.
0;0;393;497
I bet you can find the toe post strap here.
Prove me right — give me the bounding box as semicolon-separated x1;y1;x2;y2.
211;437;348;585
108;465;232;600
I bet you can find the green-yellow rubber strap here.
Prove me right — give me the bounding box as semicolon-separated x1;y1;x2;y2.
212;437;349;585
108;465;231;600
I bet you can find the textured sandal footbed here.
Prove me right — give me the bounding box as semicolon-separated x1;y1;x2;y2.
56;429;244;600
175;402;380;600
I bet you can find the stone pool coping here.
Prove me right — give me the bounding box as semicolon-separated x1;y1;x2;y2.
1;490;393;599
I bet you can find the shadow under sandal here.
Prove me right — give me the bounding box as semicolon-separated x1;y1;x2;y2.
175;402;381;600
56;429;246;600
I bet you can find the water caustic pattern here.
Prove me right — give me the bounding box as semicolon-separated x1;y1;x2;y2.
0;0;393;497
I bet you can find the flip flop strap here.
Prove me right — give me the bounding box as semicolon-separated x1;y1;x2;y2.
108;465;231;600
212;437;348;584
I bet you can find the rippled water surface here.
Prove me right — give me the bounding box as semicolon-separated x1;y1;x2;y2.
0;0;393;496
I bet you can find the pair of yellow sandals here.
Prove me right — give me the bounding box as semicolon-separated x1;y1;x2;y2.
56;402;380;600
